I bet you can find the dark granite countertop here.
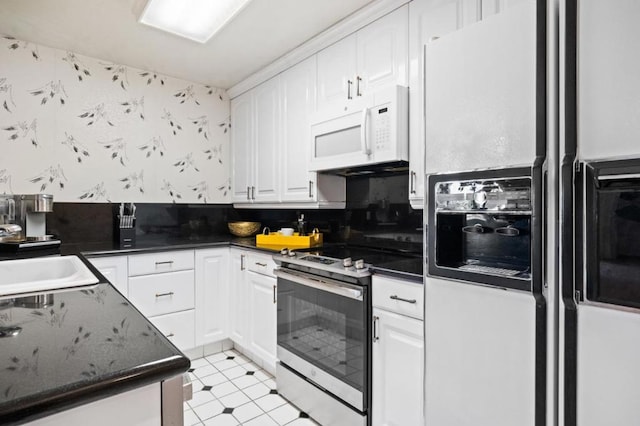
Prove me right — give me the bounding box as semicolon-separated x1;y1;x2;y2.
371;258;424;283
63;234;423;280
0;258;190;425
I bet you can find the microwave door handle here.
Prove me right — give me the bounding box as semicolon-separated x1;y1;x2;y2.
361;107;370;156
274;268;363;301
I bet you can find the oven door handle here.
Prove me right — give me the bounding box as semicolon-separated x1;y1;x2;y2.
274;268;364;301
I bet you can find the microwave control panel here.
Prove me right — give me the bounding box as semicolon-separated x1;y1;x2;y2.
372;103;392;153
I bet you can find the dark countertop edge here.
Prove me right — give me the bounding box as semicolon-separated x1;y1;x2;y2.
74;238;425;279
371;266;424;284
4;355;190;425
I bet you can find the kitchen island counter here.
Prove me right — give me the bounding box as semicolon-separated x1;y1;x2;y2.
0;267;189;425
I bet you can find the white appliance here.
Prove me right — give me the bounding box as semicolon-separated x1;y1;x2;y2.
309;85;408;173
560;2;640;426
423;1;545;426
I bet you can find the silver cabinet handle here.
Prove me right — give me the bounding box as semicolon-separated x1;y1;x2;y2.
247;186;250;201
356;75;362;96
255;262;267;267
240;254;245;271
155;261;174;266
410;171;416;194
156;292;174;298
390;295;417;304
347;79;353;100
251;186;255;200
309;180;313;198
166;333;175;338
373;315;379;342
273;284;277;304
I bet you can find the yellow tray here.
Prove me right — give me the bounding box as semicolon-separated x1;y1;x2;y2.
256;232;323;250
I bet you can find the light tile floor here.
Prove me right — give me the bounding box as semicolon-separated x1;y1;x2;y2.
185;349;319;425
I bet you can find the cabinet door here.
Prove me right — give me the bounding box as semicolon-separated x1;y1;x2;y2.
281;56;317;202
231;90;253;202
408;0;460;208
372;308;424;426
229;251;248;347
195;248;229;347
247;271;277;373
253;77;280;202
87;255;128;297
357;5;409;95
316;34;357;111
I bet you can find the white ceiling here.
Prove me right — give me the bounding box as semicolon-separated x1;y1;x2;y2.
0;0;373;89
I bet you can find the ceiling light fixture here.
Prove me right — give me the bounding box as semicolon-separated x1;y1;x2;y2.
138;0;252;43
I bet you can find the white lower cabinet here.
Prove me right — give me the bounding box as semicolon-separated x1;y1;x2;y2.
229;249;278;374
229;249;249;347
247;270;277;374
372;275;424;426
127;250;196;352
86;255;128;297
195;248;229;346
149;310;196;350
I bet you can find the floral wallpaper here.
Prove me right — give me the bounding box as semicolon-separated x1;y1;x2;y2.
0;35;230;203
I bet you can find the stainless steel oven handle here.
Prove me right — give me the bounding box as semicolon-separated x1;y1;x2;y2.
598;173;640;180
274;268;363;301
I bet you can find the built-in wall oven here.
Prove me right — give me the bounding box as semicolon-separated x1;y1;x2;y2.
274;250;371;426
428;167;534;291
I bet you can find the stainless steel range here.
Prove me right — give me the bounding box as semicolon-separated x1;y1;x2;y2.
273;248;372;426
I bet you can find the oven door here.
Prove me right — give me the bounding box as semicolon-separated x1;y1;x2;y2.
583;159;640;309
274;268;369;412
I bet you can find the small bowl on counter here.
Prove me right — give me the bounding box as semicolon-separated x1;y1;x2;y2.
228;221;261;237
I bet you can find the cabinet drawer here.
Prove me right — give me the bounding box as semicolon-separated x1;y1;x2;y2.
149;310;195;351
247;252;277;278
129;270;195;317
372;275;424;320
128;250;194;276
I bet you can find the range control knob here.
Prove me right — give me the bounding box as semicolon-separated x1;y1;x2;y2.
354;259;365;270
343;257;353;268
288;250;297;257
280;248;289;256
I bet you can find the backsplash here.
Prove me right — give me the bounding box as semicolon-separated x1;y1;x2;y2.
0;35;230;203
49;174;422;248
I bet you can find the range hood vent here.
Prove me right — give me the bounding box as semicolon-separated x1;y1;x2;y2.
318;161;409;177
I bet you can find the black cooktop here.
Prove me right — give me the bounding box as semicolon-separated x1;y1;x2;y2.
303;245;424;277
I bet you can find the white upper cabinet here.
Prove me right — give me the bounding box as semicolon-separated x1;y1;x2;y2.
231;77;281;203
281;57;318;202
232;58;345;208
316;5;408;112
253;77;281;202
357;5;408;94
317;35;358;110
231;91;253;203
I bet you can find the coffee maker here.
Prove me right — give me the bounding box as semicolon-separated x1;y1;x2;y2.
0;194;60;250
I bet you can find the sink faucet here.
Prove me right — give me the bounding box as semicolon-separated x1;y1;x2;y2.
0;223;21;237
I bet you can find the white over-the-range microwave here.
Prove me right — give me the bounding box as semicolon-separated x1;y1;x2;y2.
309;85;408;173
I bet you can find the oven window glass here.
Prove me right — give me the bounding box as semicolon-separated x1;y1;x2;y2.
277;276;366;392
589;181;640;308
435;212;531;278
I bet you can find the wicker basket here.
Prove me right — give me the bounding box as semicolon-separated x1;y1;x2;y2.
228;221;261;237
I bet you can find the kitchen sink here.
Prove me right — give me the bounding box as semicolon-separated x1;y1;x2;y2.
0;255;99;297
